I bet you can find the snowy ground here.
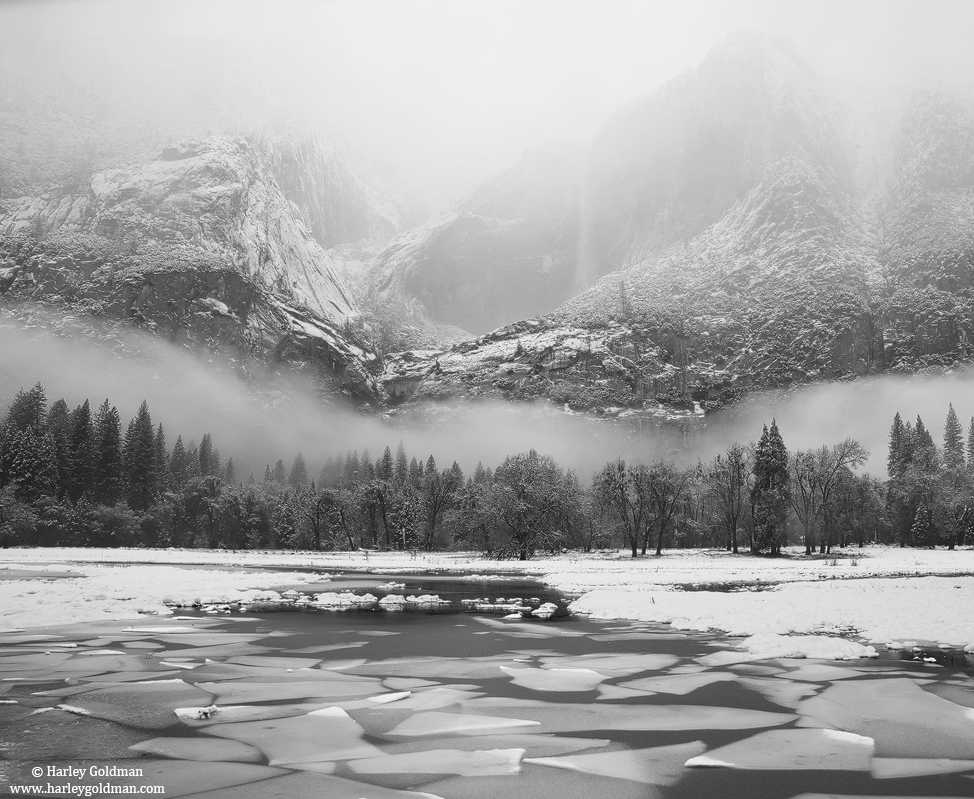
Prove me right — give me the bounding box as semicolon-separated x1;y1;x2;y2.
1;546;973;657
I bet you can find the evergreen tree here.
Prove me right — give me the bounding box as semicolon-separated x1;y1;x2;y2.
343;450;360;486
66;400;95;503
46;398;71;498
271;459;287;485
263;464;273;484
473;461;486;484
943;404;964;470
4;383;47;433
92;400;124;506
910;501;935;547
288;453;308;489
154;424;169;492
968;417;974;470
224;457;236;485
378;446;394;483
123;400;157;511
750;420;790;554
170;436;187;486
888;412;906;477
394;441;409;485
198;433;214;477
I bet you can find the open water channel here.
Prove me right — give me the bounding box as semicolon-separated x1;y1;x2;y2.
1;567;973;798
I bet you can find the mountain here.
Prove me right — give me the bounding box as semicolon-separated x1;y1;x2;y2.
367;141;584;337
0;133;416;403
374;34;974;424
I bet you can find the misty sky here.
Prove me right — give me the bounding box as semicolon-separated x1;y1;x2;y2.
2;0;973;198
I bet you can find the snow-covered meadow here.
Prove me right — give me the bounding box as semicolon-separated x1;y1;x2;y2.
1;545;973;658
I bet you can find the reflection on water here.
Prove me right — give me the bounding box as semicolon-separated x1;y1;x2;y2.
1;570;973;799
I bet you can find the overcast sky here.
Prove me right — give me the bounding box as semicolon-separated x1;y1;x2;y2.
2;0;973;197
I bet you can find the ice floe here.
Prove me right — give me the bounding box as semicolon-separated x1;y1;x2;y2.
500;665;606;692
350;747;525;777
129;735;264;762
526;740;705;785
686;728;874;770
617;672;736;695
797;677;974;758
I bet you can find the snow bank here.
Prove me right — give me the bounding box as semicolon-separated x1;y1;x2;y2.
0;563;318;631
568;576;974;649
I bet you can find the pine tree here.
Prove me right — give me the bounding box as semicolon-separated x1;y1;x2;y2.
263;464;273;484
224;457;236;485
967;417;974;471
473;461;486;483
378;446;394;482
343;450;360;485
3;383;47;433
394;441;409;485
123;400;157;511
271;459;287;485
170;436;187;486
888;412;906;478
751;420;790;554
198;433;214;477
154;424;170;492
288;453;308;489
943;404;964;470
910;501;935;547
46;398;71;498
92;400;124;506
66;400;95;503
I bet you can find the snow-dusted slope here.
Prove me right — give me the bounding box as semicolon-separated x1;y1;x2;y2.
0;135;401;401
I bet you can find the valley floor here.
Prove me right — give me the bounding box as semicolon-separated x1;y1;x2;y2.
1;546;973;658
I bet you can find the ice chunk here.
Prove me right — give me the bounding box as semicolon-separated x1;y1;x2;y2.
596;685;652;701
454;699;795;732
170;772;447;799
176;702;343;727
0;653;73;671
181;663;289;681
384;678;440;690
284;642;369;654
427;764;655;799
500;666;606;692
541;653;679;676
870;757;974;778
129;736;264;763
226;655;321;669
201;709;385;764
924;682;974;709
385;711;543;737
737;677;819;709
782;664;866;682
526;740;705;785
797;678;974;758
686;729;873;770
380;734;610;758
197;680;386;704
62;681;214;730
346;656;516;680
618;672;736;695
378;687;480;710
350;747;524;777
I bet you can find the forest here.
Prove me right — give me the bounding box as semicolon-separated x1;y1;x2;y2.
0;383;971;559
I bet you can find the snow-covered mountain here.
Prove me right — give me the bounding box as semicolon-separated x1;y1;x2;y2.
372;34;974;422
0;134;420;403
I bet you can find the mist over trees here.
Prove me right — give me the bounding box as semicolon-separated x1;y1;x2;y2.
0;383;971;557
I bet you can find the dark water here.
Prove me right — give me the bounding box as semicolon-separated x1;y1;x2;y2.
1;568;973;798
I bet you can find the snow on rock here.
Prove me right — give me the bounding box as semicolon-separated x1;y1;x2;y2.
736;634;878;660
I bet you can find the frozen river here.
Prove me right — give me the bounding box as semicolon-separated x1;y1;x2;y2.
1;568;973;798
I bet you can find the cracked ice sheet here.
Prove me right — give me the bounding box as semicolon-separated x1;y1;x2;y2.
175;771;446;799
59;681;214;730
686;729;874;770
379;734;610;758
129;736;264;763
408;702;795;733
526;740;705;785
196;679;386;704
797;678;974;758
539;652;679;676
385;711;543;737
737;677;820;709
618;672;736;694
500;665;607;692
345;656;519;680
871;758;974;778
428;764;657;799
201;708;385;764
349;747;524;776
